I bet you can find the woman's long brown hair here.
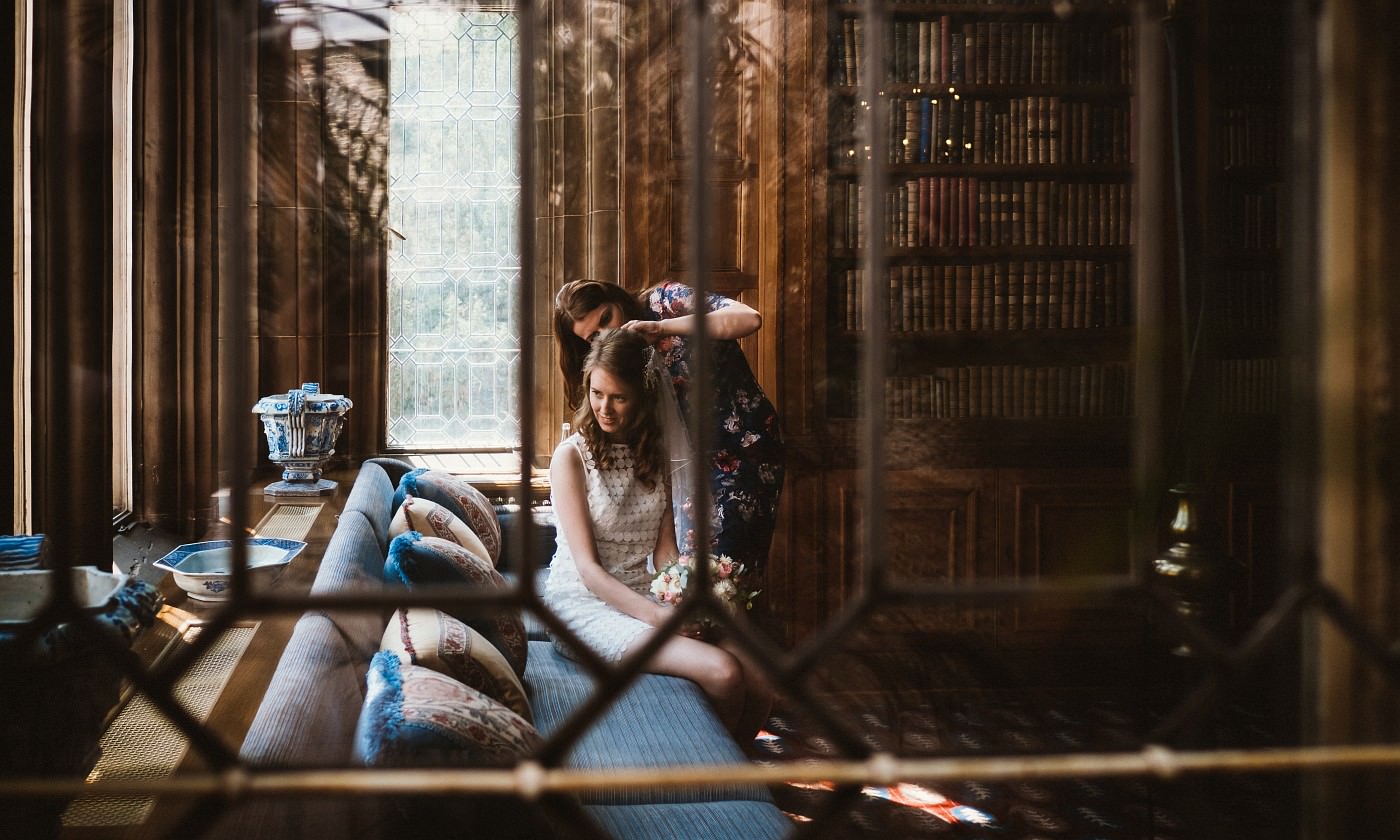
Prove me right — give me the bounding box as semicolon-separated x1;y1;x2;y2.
553;280;650;410
573;328;666;490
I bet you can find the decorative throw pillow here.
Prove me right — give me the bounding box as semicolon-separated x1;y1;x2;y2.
394;468;501;566
383;532;526;676
380;608;532;723
0;534;49;570
355;651;541;768
389;495;493;564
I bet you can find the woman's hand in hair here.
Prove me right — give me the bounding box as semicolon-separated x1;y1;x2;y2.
622;300;761;343
620;318;666;343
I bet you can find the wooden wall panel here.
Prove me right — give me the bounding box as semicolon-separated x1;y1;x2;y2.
665;176;749;277
622;0;764;308
995;470;1141;647
821;468;999;644
762;463;842;648
821;469;995;586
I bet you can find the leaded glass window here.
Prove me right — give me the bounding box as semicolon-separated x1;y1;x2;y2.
387;6;520;450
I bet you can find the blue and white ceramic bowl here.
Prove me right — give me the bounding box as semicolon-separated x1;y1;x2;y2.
154;538;306;601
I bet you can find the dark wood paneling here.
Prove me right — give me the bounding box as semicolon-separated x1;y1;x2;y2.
996;469;1142;647
622;0;764;298
806;467;999;644
30;0;114;556
762;464;841;648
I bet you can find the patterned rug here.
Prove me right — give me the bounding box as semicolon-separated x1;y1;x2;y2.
751;697;1294;839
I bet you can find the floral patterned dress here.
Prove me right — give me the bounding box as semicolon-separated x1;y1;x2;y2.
645;280;785;575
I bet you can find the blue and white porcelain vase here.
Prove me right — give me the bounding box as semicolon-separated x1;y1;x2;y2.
252;382;353;496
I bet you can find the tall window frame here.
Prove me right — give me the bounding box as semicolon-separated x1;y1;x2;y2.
385;3;522;456
10;0;32;532
112;0;135;525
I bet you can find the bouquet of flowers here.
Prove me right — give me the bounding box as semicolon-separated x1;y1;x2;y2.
650;553;759;637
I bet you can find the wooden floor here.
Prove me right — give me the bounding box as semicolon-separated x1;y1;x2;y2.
61;469;359;840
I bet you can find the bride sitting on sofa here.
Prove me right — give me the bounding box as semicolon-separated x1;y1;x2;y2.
543;328;771;742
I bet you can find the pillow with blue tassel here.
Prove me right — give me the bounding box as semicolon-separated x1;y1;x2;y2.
355;650;540;768
384;531;525;675
393;469;501;566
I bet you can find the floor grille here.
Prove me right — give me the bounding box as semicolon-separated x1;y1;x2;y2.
60;623;256;828
253;502;323;541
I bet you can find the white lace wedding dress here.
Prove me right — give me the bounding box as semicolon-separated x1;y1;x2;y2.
543;434;668;662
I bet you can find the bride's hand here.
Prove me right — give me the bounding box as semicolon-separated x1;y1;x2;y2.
650;601;675;627
651;602;703;639
678;622;708;640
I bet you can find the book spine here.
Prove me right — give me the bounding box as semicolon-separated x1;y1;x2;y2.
919;97;932;164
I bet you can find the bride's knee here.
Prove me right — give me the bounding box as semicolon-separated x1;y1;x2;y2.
700;650;744;698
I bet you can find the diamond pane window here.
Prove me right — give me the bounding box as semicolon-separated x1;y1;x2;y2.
387;6;519;450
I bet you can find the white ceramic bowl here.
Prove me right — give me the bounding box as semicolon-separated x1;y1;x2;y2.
153;538;305;601
0;566;127;624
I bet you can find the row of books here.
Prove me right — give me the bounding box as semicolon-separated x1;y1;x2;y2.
1217;103;1283;170
829;177;1135;249
1221;183;1282;250
1210;15;1287;101
834;363;1136;419
1210;357;1281;416
834;16;1134;88
833;94;1132;166
1217;269;1280;331
834;259;1131;332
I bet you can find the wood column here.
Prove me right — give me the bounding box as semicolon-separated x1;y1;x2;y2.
1312;0;1400;834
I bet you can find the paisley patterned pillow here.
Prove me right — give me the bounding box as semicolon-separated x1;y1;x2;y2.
394;468;501;566
380;608;532;724
389;495;493;565
355;651;540;768
384;532;526;676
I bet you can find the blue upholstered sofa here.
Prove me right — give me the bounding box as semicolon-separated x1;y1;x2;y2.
205;457;791;840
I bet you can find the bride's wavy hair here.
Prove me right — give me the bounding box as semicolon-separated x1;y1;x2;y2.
574;328;666;490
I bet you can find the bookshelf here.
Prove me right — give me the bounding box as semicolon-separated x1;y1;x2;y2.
824;2;1137;435
762;1;1147;658
1186;0;1289;641
1202;1;1285;421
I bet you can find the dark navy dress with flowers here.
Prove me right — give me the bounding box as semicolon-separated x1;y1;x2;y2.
645;280;785;575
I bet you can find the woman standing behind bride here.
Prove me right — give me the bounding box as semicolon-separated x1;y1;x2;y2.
544;327;771;741
552;279;785;579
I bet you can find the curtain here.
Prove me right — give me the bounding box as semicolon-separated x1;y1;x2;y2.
130;1;388;538
132;0;220;536
29;0;115;561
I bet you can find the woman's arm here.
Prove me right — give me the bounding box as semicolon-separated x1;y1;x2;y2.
624;296;762;342
550;441;669;626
